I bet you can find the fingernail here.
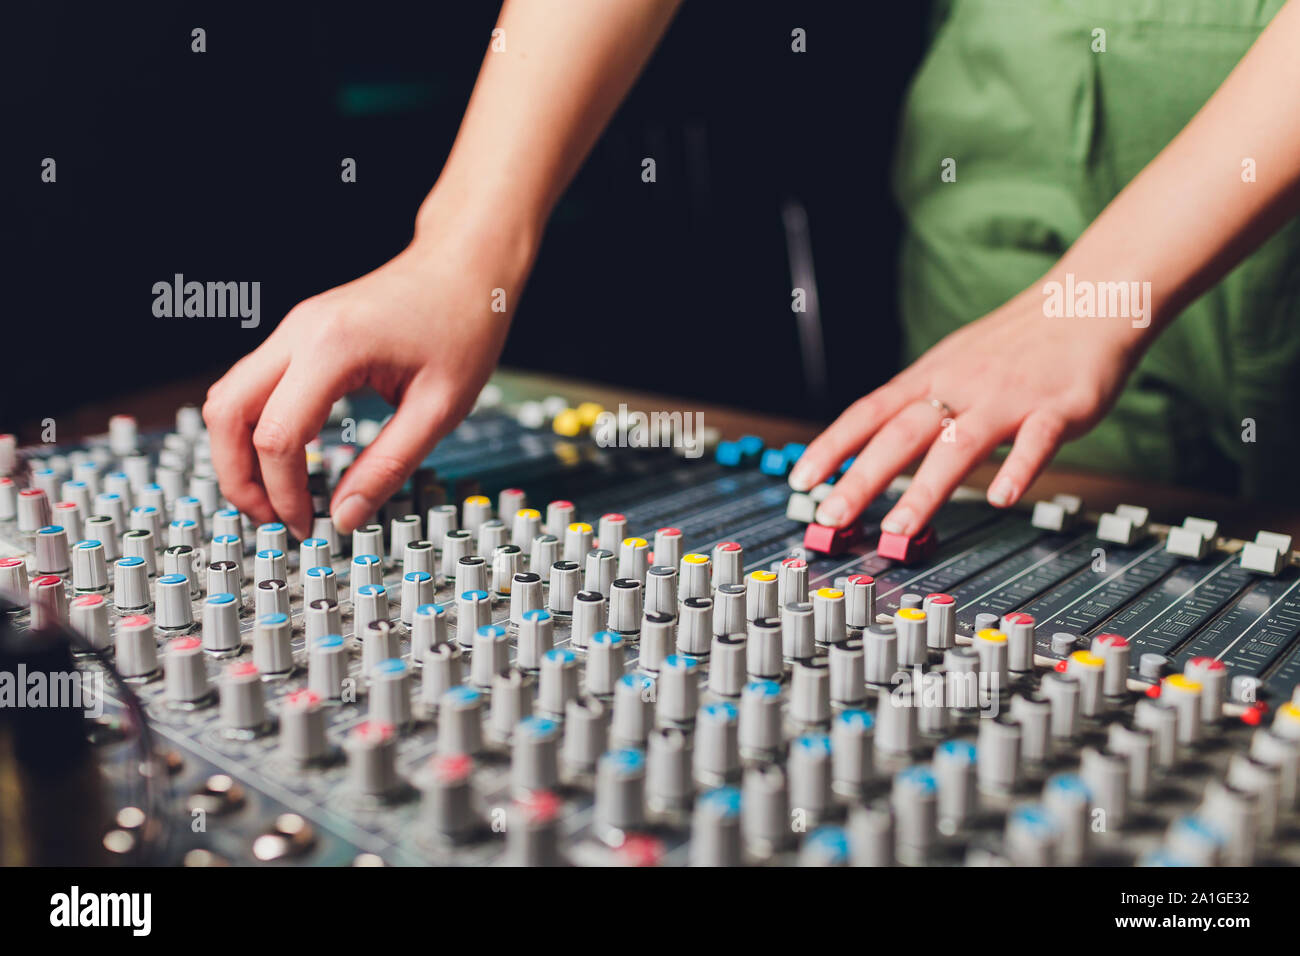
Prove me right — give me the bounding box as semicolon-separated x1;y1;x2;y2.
880;506;915;536
788;464;813;493
815;498;846;527
988;477;1015;508
332;493;371;534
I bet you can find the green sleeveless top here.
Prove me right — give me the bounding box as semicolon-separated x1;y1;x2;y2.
894;0;1300;501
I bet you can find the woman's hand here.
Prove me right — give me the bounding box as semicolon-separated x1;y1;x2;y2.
202;198;537;540
788;283;1150;536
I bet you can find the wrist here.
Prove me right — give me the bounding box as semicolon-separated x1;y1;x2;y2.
414;177;544;289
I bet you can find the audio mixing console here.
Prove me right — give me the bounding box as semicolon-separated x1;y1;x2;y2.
2;385;1300;868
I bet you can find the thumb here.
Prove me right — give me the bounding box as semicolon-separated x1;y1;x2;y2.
330;387;453;534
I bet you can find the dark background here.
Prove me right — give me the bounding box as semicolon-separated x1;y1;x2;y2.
7;1;932;433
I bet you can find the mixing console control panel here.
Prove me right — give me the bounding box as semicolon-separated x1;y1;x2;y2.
1;387;1298;867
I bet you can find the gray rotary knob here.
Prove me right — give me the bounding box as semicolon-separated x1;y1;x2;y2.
513;715;561;793
1108;719;1154;800
712;541;744;588
538;647;580;716
923;592;955;649
644;565;677;616
506;571;542;626
350;553;383;589
652;526;682;570
586;630;626;696
353;582;391;638
639;611;674;673
347;721;401;797
844;574;876;629
201;592;240;654
370;658;413;730
439;686;485;755
1066;649;1105;717
1042;772;1091;865
596;513;626;553
791;658;830;726
254;578;290;619
471;624;510;689
746;617;783;680
280;689;329;764
832;709;874;794
309;634;349;699
304;598;341;644
1040;670;1081;741
1135;696;1178;769
516;608;553;671
34;525;70;574
829;640;866;707
390;514;422;566
933;739;977;832
595;748;647;836
69;593;111;650
427;504;458;547
477;519;508;559
778;557;809;606
1089;632;1131;697
490;667;533;741
570;590;606;651
678;553;711;602
745;570;778;621
874;685;917;756
253;547;287;585
303;565;337;605
71;539;108;592
298;539;332;580
83;515;119;560
677;597;713;656
739;679;783;756
220;661;267;733
455;589;491;643
789;732;833;820
864;623;898;686
511;507;542;549
709;634;747;697
164;635;210;704
206;559;241;603
255;521;288;554
647;726;693;812
607;577;643;635
401;539;435;579
1080;746;1129;830
212;508;243;540
411;601;447;661
562;695;609;772
461;495;492;535
491;544;522;595
120;529;157;576
210;533;242;567
713;583;746;636
547;561;579;614
742;764;789;855
28;574;68;630
0;557;28;602
115;614;159;678
400;571;435;626
421;643;462;708
362;620;400;679
507;791;563;866
690;786;742;866
973;628;1009;692
617;535;649;583
584;548;614;597
530;534;559;575
155;573;193;632
1161;673;1203;744
1000;612;1036;673
311;516;341;556
253;613;294;675
563;521;593;564
612;673;654;748
454;555;488;596
694;701;740;785
1010;692;1052;764
814;586;848;646
892;765;938;864
782;601;815;660
439;530;472;580
1185;656;1227;725
977;714;1021;795
656;654;700;725
420;751;477;837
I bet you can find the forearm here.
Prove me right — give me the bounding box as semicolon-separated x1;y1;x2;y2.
418;0;683;248
1053;0;1300;346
